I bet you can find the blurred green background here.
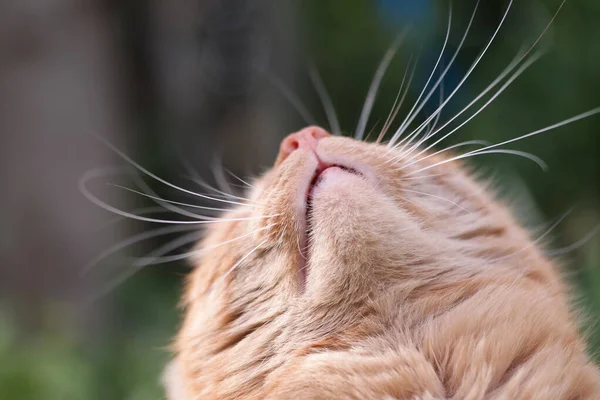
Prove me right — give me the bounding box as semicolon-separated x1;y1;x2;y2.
0;0;599;399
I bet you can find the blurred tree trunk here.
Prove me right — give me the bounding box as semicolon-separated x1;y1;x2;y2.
0;0;299;334
0;0;127;333
149;0;297;176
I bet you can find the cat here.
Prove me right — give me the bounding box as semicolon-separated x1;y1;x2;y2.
162;126;600;399
150;0;600;397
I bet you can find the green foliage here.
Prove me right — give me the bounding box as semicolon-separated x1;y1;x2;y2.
0;308;171;400
0;312;92;400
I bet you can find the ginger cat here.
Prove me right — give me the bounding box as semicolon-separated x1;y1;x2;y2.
163;126;600;399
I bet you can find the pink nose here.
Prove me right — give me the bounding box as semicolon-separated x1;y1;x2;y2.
276;126;330;165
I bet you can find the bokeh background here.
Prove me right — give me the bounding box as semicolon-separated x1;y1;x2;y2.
1;0;599;399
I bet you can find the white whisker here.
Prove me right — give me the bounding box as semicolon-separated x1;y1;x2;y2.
188;177;252;202
133;223;276;266
179;156;250;202
81;224;198;276
384;0;562;163
363;119;383;143
520;0;567;61
355;28;410;141
399;49;543;166
211;154;235;196
492;210;572;262
219;239;268;282
377;54;417;144
141;231;203;261
426;68;445;136
404;107;600;177
547;222;600;256
89;134;252;207
389;2;456;147
467;107;600;157
393;140;489;169
398;172;448;181
401;188;468;212
266;73;317;126
225;168;254;189
108;184;230;213
80;169;276;224
309;64;342;135
392;0;513;151
83;225;275;305
466;149;548;171
99;206;175;229
131;173;234;221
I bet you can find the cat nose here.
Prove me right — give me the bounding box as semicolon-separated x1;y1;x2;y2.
276;126;330;164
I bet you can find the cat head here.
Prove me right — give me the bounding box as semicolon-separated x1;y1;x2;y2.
165;126;564;399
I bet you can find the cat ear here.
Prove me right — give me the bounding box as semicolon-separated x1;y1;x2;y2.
162;359;189;400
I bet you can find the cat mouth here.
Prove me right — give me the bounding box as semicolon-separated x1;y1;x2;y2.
298;164;362;288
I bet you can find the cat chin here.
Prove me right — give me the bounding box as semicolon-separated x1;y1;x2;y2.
310;166;366;199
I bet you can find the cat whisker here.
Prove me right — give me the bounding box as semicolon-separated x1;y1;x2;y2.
520;0;567;61
141;230;203;261
211;154;236;197
264;72;317;127
392;0;512;153
187;177;253;203
400;188;468;212
99;206;175;230
132;223;277;267
309;63;342;136
179;156;251;202
89;134;253;207
398;0;564;164
491;210;572;262
218;239;268;283
404;106;600;177
398;194;433;216
405;148;546;177
391;0;564;165
225;168;254;189
464;149;548;171
406;71;446;147
377;54;418;144
398;172;448;182
355;28;410;141
425;68;445;137
397;48;540;166
391;140;489;169
467;107;600;159
81;224;199;276
363;119;382;143
107;184;231;213
547;222;600;257
388;2;456;148
130;173;236;221
83;224;277;305
81;170;277;224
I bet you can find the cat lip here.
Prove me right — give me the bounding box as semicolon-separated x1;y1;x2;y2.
307;164;361;197
306;163;362;211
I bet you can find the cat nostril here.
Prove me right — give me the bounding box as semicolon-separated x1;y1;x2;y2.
288;139;300;150
276;126;330;164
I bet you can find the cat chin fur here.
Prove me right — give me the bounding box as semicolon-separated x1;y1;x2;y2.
164;134;600;399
